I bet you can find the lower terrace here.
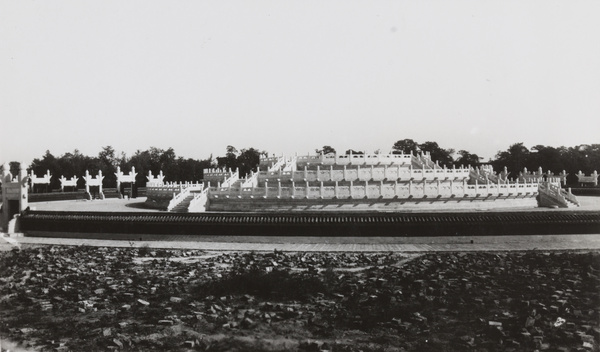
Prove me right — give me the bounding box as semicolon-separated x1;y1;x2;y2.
26;195;600;213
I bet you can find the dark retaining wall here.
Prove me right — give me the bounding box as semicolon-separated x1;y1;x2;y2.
29;192;87;202
570;188;600;197
19;210;600;237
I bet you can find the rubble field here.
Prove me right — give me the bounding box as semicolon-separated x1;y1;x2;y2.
0;246;599;352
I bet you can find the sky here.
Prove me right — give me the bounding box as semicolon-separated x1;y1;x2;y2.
1;0;599;166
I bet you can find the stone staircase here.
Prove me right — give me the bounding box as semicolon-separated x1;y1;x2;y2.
469;166;501;184
166;183;205;212
241;172;259;187
411;153;436;169
538;182;579;208
187;188;210;212
169;194;195;213
282;156;297;172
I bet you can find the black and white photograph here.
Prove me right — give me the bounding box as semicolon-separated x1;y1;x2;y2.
1;1;599;351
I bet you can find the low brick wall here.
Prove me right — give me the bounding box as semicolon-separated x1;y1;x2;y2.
207;195;538;212
18;210;600;237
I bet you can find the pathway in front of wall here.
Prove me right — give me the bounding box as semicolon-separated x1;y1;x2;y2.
3;233;599;252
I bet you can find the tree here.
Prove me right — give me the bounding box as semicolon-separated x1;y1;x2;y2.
418;141;455;166
159;148;178;180
98;146;118;187
492;143;530;176
29;150;61;189
121;147;213;185
0;162;25;188
216;146;266;178
345;149;364;155
98;146;118;169
528;145;563;174
9;162;21;177
455;150;482;167
392;139;419;154
177;157;212;182
316;146;336;155
236;148;265;177
124;149;153;186
572;144;600;174
216;145;239;171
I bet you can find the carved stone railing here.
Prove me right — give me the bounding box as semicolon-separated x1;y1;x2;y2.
268;156;287;171
538;182;579;208
560;187;580;206
282;156;297;172
295;153;414;166
220;170;239;187
469;166;505;184
258;164;471;184
187;187;210;212
167;188;191;211
208;179;539;201
158;182;204;211
146;182;203;199
241;171;259;187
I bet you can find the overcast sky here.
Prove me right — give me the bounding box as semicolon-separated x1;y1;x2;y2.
1;0;599;166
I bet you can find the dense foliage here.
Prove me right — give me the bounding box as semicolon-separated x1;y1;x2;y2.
6;141;598;189
25;146;257;188
389;140;599;184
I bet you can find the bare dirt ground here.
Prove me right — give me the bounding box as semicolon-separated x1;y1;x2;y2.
1;246;599;352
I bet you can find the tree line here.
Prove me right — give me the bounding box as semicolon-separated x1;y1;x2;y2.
2;140;598;190
318;139;599;184
16;146;267;190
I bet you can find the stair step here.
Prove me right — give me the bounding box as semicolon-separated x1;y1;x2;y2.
169;194;195;213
